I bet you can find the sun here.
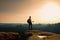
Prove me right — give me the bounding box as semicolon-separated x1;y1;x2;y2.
40;2;59;21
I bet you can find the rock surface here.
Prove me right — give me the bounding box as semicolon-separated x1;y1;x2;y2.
0;30;60;40
24;30;60;40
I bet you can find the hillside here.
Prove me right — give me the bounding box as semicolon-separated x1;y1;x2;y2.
0;23;60;34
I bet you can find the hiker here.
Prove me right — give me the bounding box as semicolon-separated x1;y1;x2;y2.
27;16;32;30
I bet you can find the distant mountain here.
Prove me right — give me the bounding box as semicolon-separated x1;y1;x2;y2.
0;23;60;34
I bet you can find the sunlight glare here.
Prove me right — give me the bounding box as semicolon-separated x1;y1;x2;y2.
40;2;59;21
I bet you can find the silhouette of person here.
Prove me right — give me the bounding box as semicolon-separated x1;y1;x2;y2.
27;16;32;30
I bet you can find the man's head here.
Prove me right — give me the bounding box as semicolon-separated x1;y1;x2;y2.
29;16;31;19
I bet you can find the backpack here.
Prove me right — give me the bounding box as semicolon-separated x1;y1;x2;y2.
27;19;30;23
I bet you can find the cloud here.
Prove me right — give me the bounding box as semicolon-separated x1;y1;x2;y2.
0;0;60;14
0;0;31;13
0;0;45;13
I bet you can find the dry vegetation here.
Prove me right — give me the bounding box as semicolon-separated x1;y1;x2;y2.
0;32;20;40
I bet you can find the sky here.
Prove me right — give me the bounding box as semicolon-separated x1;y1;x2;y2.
0;0;60;24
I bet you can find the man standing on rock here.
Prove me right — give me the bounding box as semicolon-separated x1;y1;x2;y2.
27;16;32;30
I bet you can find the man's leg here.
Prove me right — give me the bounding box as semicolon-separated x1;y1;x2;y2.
29;24;32;30
31;24;32;30
29;24;30;30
